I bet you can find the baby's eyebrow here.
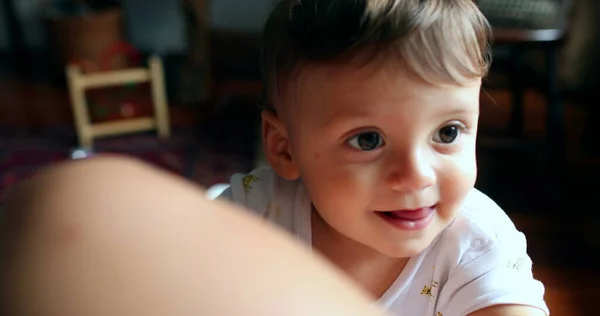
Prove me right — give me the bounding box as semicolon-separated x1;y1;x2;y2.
317;113;373;132
441;108;480;116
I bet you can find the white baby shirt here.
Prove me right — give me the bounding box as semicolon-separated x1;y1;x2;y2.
217;167;550;316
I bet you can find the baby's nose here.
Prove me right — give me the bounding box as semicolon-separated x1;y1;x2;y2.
385;154;436;193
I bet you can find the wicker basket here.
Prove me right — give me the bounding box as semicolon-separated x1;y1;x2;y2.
43;4;125;73
478;0;571;29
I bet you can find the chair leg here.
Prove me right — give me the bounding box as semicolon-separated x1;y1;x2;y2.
149;56;171;139
66;65;93;148
508;46;525;138
581;100;600;155
544;44;567;210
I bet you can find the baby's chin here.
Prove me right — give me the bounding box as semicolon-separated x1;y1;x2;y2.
367;228;447;259
376;240;435;259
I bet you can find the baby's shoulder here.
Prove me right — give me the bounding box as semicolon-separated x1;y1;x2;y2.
433;188;524;268
451;188;518;238
419;189;548;315
224;167;299;220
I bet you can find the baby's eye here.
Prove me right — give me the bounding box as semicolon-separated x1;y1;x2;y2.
347;132;384;151
433;124;462;144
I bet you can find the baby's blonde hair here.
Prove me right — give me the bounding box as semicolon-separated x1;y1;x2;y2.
262;0;492;110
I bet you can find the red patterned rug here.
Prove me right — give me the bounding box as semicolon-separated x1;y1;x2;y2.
0;134;252;196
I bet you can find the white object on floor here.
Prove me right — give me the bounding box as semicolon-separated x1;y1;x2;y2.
205;184;231;200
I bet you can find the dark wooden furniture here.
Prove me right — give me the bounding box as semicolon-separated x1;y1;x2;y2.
1;0;31;73
483;0;572;209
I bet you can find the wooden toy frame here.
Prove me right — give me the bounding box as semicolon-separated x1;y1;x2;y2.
66;56;171;148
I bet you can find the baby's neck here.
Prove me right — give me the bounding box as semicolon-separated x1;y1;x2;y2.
311;208;409;299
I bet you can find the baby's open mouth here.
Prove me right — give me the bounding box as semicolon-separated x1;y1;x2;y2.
376;206;436;230
378;207;434;221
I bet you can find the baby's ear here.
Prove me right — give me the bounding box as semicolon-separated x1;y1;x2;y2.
261;110;300;181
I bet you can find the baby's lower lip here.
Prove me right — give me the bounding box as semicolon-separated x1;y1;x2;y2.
376;207;435;231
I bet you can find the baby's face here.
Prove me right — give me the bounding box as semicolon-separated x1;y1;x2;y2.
272;58;481;258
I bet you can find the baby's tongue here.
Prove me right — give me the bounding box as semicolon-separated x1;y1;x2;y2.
384;209;430;220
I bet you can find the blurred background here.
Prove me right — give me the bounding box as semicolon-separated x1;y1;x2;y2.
0;0;598;314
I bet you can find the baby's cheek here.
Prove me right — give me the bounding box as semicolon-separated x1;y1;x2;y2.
459;158;478;189
440;173;475;218
300;155;374;209
308;175;361;209
447;151;477;185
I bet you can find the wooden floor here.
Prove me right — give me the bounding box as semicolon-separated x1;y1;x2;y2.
1;63;599;315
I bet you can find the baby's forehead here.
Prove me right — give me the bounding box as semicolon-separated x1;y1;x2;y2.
278;58;408;100
280;60;472;104
274;61;481;124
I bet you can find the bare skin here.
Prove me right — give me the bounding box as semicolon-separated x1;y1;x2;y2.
0;156;546;316
0;156;384;316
